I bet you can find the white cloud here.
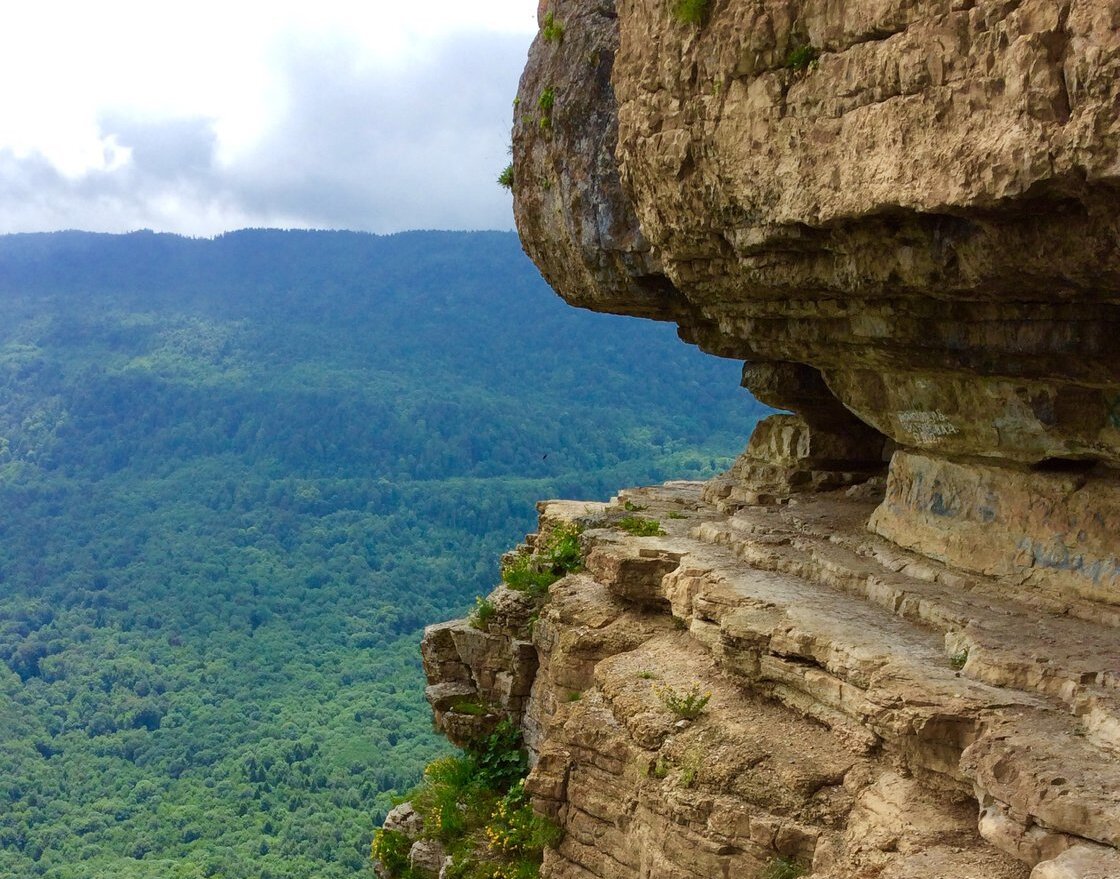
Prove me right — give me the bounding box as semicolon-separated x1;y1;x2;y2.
0;1;537;233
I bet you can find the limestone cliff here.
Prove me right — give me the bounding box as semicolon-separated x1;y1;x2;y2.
396;3;1120;879
422;488;1120;878
513;0;1120;604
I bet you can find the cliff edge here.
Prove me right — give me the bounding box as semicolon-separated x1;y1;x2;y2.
384;3;1120;879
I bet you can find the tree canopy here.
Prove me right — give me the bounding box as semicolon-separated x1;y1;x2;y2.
0;229;767;878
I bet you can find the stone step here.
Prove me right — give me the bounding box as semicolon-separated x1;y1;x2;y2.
582;484;1120;867
652;486;1120;755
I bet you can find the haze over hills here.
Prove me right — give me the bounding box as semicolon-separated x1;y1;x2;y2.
0;229;766;879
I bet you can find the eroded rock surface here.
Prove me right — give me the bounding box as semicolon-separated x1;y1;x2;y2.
423;486;1120;878
512;0;1120;603
470;4;1120;875
421;485;1120;877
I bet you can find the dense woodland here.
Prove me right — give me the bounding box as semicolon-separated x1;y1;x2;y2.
0;230;767;878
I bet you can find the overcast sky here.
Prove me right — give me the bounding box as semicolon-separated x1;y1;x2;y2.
0;1;537;235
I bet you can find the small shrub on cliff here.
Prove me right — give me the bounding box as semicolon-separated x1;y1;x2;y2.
678;748;702;788
540;11;564;43
500;524;583;598
384;721;554;879
656;684;711;720
411;755;490;842
616;516;665;537
472;719;529;792
542;523;582;571
537;88;555;130
784;41;820;71
469;596;497;629
670;0;709;25
497;164;514;190
371;828;418;878
484;781;562;856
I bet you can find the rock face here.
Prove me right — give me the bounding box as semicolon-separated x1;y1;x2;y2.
418;3;1120;877
422;488;1120;878
511;0;1120;603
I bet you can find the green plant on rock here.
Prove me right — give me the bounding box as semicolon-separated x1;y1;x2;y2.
501;523;583;599
411;755;491;843
470;595;497;629
616;516;665;537
950;649;969;670
540;11;564;43
761;856;807;879
542;523;582;571
656;684;711;720
497;164;514;190
371;828;418;878
785;41;820;71
385;721;557;879
484;781;563;856
537;87;555;129
449;695;491;717
678;748;702;788
670;0;709;25
472;719;529;792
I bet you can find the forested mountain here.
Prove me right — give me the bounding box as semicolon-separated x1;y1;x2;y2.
0;230;767;879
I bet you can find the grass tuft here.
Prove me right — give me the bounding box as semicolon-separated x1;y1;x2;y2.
655;684;711;720
469;595;496;629
761;856;807;879
670;0;709;25
785;42;820;71
616;516;665;537
501;523;583;599
541;11;564;43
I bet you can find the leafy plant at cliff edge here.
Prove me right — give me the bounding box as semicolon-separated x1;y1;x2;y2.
471;719;528;792
501;523;583;598
470;595;497;629
371;828;420;879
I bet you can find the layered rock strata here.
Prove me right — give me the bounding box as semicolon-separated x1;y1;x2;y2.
410;3;1120;876
423;485;1120;878
511;0;1120;603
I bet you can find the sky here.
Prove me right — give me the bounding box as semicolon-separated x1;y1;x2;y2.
0;1;538;236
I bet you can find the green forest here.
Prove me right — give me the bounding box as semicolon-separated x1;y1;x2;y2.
0;229;767;878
